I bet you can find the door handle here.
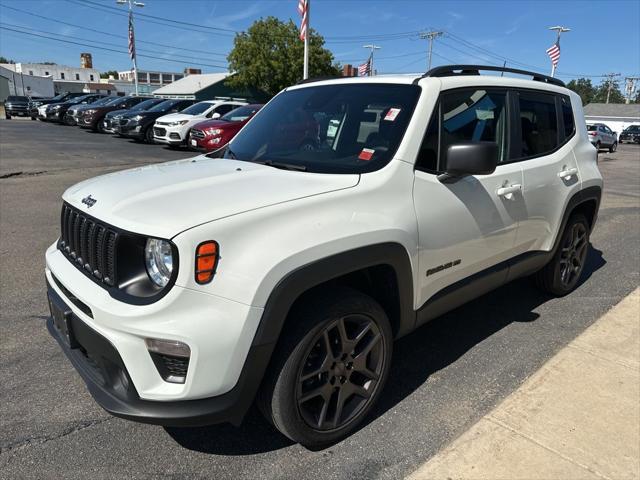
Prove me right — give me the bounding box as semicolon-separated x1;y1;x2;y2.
496;183;522;197
557;167;578;179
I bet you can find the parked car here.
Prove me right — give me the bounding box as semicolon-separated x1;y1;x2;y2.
3;96;31;119
153;100;246;148
587;123;617;152
117;99;196;143
45;94;108;124
104;98;165;135
45;65;602;447
65;96;116;126
189;104;264;152
30;92;86;120
619;125;640;144
78;96;154;132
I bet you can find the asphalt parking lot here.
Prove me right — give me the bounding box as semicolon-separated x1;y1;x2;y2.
1;118;639;479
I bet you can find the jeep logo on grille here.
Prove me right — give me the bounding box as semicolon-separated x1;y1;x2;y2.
81;195;97;208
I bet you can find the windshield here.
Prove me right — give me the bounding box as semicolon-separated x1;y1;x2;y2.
7;96;29;102
147;99;180;112
181;102;213;115
130;98;162;111
88;97;115;107
221;105;262;122
223;84;420;174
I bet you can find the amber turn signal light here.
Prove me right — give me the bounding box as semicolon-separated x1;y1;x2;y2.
195;241;219;284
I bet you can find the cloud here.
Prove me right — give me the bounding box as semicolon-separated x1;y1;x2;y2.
447;11;464;20
207;2;266;30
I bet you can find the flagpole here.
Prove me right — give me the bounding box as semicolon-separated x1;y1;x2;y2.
548;25;569;78
117;0;144;95
303;0;310;80
363;44;381;76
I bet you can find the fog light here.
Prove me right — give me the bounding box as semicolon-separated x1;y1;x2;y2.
145;338;190;357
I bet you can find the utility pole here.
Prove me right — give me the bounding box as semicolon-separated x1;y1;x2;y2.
603;72;621;104
362;44;381;76
116;0;145;96
548;26;570;77
624;76;640;104
302;0;310;80
419;31;443;70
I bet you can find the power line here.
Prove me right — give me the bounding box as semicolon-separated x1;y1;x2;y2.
0;25;228;69
0;3;229;57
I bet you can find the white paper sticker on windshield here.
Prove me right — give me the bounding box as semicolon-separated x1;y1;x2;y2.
384;108;401;121
476;109;494;120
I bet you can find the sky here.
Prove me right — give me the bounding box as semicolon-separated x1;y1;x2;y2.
0;0;639;85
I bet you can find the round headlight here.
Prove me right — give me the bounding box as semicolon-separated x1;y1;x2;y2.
145;238;173;287
207;128;223;136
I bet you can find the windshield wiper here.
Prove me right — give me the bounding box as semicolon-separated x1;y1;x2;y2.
256;160;307;171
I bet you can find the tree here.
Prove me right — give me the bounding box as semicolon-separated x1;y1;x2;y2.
0;56;15;64
592;79;625;104
100;70;119;79
227;17;340;96
566;78;595;105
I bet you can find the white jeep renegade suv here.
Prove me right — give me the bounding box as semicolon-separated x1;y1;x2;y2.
45;65;602;447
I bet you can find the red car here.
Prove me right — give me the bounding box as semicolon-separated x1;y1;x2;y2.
189;104;263;152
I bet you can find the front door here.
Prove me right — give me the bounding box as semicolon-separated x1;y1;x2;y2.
413;87;526;308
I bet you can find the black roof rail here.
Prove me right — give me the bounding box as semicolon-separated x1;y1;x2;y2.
295;76;341;85
417;64;565;87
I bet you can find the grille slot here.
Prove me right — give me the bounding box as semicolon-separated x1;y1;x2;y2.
58;204;118;288
190;129;205;139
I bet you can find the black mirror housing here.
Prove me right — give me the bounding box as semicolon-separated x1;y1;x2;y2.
444;141;499;177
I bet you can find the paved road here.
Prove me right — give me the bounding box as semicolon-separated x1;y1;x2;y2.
1;119;639;479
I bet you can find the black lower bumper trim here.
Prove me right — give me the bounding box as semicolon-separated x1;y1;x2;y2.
46;279;272;427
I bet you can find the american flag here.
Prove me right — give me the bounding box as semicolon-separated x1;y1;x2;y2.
358;57;371;76
546;40;560;67
298;0;308;41
128;10;136;61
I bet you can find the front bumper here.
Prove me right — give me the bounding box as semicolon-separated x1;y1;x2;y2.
45;243;268;426
120;122;145;137
47;111;64;121
153;125;186;145
5;107;29;116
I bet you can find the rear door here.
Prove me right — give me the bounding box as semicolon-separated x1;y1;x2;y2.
514;91;581;258
413;87;525;307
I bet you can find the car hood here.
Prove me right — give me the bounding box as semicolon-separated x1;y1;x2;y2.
193;119;237;130
156;112;196;123
62;156;359;239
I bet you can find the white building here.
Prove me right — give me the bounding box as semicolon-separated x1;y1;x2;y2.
583;103;640;137
3;62;101;84
0;64;55;99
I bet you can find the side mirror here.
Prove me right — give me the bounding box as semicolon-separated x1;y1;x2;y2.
210;112;221;119
439;142;499;182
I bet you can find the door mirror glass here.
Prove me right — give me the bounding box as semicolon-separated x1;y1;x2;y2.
444;141;498;177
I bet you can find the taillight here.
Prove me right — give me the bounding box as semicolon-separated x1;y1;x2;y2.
588;131;596;135
195;241;219;284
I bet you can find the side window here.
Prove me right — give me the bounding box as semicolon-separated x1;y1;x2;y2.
517;92;558;158
441;90;508;164
210;104;233;117
560;96;575;141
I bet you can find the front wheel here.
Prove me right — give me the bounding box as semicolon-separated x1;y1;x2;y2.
609;141;617;153
534;213;590;296
5;114;11;120
259;287;392;447
144;126;155;144
595;141;601;152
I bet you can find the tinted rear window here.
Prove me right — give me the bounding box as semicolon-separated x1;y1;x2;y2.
7;96;29;102
517;92;558;158
587;125;598;131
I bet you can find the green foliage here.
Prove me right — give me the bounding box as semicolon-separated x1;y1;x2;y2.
592;80;625;104
100;70;119;79
566;78;595;105
227;16;340;97
0;56;15;64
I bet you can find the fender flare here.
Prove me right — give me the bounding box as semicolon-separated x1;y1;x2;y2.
251;242;416;348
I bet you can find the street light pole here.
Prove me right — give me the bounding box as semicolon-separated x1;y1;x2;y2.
362;44;381;76
548;26;570;78
419;31;443;70
116;0;145;96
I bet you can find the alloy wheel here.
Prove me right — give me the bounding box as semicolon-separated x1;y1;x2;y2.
296;314;385;431
559;222;588;287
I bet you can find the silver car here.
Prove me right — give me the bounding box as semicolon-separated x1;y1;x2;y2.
587;123;618;153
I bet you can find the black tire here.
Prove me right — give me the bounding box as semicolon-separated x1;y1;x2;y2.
535;213;590;296
5;114;11;120
144;126;155;144
258;287;393;447
31;116;36;121
609;141;617;153
595;141;601;152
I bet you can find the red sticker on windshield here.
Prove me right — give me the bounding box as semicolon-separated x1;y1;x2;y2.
358;148;375;161
384;108;401;121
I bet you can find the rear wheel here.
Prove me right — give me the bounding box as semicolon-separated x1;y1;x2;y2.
595;141;601;152
609;141;617;153
535;213;590;296
259;287;392;447
5;114;11;120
